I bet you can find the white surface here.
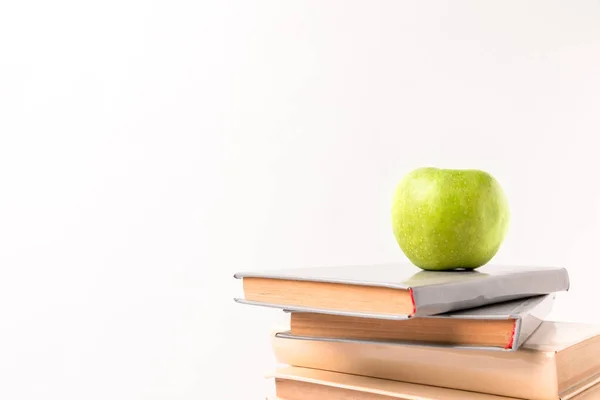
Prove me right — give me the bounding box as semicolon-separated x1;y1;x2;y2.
1;1;600;399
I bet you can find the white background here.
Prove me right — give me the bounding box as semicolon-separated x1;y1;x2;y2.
1;1;600;399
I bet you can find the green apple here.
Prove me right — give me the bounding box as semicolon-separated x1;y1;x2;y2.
391;167;509;271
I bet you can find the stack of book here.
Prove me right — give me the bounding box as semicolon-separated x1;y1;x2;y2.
234;264;600;399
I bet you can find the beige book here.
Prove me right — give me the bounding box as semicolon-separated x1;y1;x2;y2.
266;367;600;400
267;382;600;400
271;321;600;400
269;366;522;399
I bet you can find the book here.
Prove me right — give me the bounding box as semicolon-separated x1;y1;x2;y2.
269;366;520;399
276;293;555;351
265;380;600;400
234;263;569;319
267;366;600;400
271;321;600;400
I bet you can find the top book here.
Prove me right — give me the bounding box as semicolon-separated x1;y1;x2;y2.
234;263;569;319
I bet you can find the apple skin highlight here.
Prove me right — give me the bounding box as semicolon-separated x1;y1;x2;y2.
391;167;510;271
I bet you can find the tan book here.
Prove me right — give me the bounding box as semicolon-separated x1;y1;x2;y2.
271;321;600;400
267;381;600;400
269;366;520;399
280;294;554;351
266;366;600;400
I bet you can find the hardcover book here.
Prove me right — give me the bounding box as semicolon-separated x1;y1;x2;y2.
276;293;555;351
266;365;600;400
269;366;521;399
271;321;600;400
234;263;569;318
